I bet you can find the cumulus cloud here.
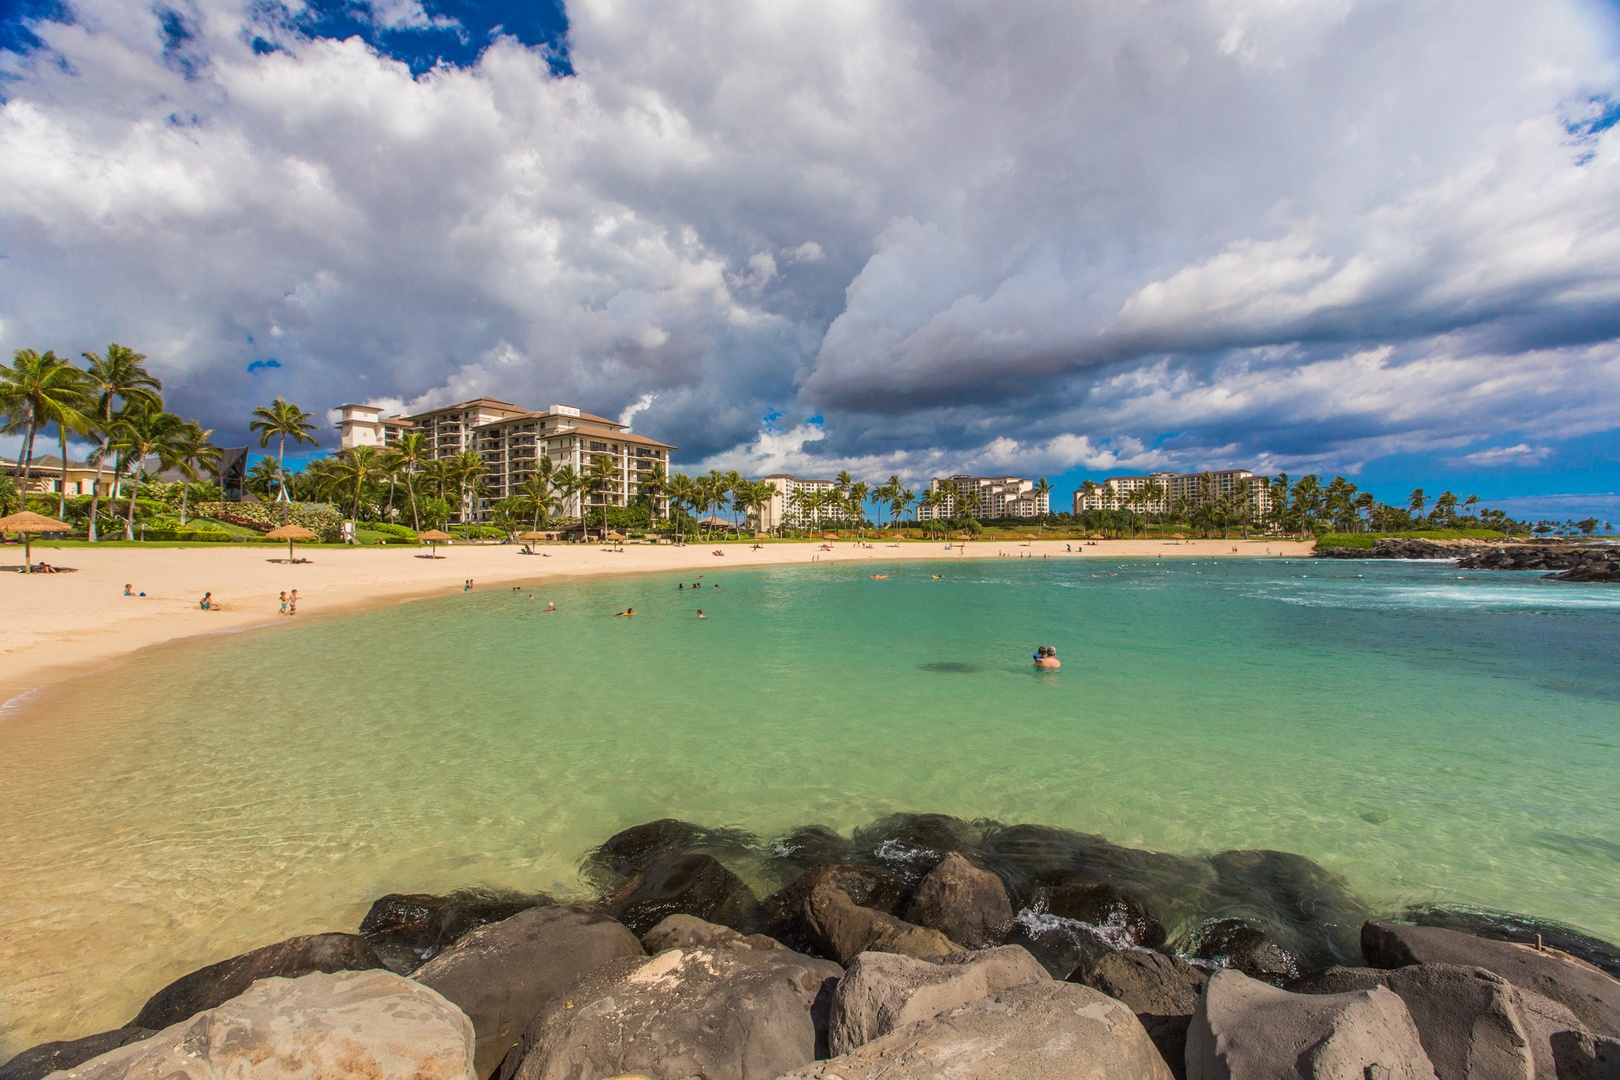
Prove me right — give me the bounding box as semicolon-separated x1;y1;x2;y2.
0;0;1617;490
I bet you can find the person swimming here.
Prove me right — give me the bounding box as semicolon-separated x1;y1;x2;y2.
1033;646;1060;669
696;609;706;619
545;601;555;611
616;607;636;617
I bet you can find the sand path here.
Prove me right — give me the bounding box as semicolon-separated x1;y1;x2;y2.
0;536;1315;700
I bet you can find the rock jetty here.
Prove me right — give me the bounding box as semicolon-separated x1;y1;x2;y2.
1316;538;1619;581
5;813;1618;1080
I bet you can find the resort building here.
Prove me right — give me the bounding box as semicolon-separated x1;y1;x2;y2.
1072;469;1272;516
3;450;247;501
916;475;1050;520
335;399;675;523
757;474;842;531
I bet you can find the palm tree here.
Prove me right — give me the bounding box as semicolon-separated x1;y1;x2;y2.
1;350;81;504
1031;478;1052;536
446;449;487;537
1434;490;1459;525
512;468;562;533
585;454;618;539
165;423;221;526
386;432;430;531
108;403;186;538
81;344;162;541
848;481;870;538
1463;493;1479;519
246;456;282;499
249;397;318;522
330;445;386;520
639;461;667;528
37;362;93;520
667;471;698;542
1407;488;1427;522
550;464;584;537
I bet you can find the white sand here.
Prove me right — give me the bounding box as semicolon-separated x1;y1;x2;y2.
0;536;1315;700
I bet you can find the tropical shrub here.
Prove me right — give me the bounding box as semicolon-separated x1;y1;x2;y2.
193;501;343;541
366;522;418;540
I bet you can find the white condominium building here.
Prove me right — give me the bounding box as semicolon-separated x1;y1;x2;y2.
1072;469;1271;516
758;474;842;531
917;475;1050;520
336;399;674;523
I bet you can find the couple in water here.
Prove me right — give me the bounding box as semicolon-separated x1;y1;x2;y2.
1033;646;1060;669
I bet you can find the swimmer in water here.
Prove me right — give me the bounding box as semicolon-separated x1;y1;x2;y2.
616;607;636;617
545;601;555;611
696;609;706;619
1033;646;1061;670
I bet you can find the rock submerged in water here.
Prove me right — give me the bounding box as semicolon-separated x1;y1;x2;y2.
0;1028;154;1080
359;888;554;972
609;851;762;936
127;932;386;1031
902;852;1015;949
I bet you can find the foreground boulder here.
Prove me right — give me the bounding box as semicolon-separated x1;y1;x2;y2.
765;865;963;965
1364;920;1620;1036
496;945;842;1080
783;980;1173;1080
128;932;385;1030
0;1028;153;1080
60;970;474;1079
609;851;761;936
1079;949;1211;1080
411;903;645;1078
828;945;1050;1055
360;888;553;972
1188;969;1437;1080
643;914;784;954
902;853;1014;949
1552;1031;1620;1080
1290;963;1588;1080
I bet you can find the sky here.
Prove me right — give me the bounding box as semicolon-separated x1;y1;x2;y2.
2;0;1619;521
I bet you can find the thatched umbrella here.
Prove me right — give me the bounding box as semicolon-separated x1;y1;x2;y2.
265;523;316;563
0;510;71;573
518;530;548;542
418;528;452;558
605;530;626;543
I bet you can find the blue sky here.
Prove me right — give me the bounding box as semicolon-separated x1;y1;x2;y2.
2;0;1619;521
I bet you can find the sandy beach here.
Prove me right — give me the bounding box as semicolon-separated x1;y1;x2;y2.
0;536;1315;702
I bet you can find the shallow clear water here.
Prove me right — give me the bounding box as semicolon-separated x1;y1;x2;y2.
1;556;1617;1053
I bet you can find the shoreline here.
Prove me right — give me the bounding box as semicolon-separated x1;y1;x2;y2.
0;537;1315;705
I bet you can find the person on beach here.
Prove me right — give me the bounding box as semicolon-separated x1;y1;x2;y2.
288;589;298;616
199;592;214;610
124;584;134;596
464;579;473;592
279;591;288;615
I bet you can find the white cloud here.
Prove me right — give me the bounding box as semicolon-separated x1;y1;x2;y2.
0;0;1617;481
1454;444;1555;468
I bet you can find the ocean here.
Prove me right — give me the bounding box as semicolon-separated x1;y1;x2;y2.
1;554;1616;1052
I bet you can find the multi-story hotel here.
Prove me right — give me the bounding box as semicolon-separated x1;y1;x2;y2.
916;475;1050;520
1072;469;1271;517
336;399;674;523
757;474;842;531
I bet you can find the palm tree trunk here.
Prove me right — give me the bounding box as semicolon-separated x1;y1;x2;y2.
125;473;141;540
58;424;70;519
180;482;189;526
18;419;38;503
277;433;289;525
408;475;420;531
88;421;109;543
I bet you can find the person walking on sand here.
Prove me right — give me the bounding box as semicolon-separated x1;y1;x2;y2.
288;589;298;616
279;591;288;616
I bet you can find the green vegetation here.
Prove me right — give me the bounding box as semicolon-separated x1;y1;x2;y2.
1314;529;1509;549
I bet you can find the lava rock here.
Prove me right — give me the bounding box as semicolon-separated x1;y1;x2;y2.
770;825;856;868
582;818;761;889
850;813;978;884
1402;905;1620;978
1363;920;1620;1036
128;932;385;1031
760;863;908;953
642;913;785;954
1552;1031;1620;1080
0;1028;153;1080
827;945;1050;1055
1029;870;1167;952
609;851;762;936
1178;917;1300;984
66;970;474;1080
765;864;963;965
1082;949;1209;1016
1206;848;1369;970
495;945;842;1080
783;980;1174;1080
902;852;1014;949
1187;968;1437;1080
359;888;553;972
411;902;645;1078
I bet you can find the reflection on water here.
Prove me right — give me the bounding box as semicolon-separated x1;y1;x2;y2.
0;557;1616;1055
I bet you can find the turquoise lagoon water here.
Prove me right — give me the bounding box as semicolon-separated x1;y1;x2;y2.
1;555;1618;1051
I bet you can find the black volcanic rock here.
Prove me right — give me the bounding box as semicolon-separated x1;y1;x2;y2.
608;851;761;936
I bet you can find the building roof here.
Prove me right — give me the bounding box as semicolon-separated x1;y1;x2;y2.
405;397;530;420
473;407;624;431
566;423;676;450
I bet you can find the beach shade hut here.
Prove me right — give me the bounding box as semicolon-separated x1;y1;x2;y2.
518;530;549;543
0;510;72;573
418;528;452;558
604;529;627;542
264;523;317;564
755;532;770;540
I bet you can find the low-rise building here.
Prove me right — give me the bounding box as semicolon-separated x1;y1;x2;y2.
917;475;1049;520
336;399;675;523
1073;469;1271;517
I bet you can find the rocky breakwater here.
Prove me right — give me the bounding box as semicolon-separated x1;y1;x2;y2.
1457;545;1620;582
6;812;1620;1080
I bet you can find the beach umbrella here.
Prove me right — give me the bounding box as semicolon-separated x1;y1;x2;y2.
518;530;548;542
418;528;452;558
822;533;839;540
755;532;770;540
605;530;626;543
265;523;317;563
0;510;71;574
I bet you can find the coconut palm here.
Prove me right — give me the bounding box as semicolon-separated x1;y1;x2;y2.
329;445;386;520
1031;477;1052;536
667;471;698;541
639;461;667;528
165;422;221;526
1407;488;1427;522
81;344;162;541
848;481;870;538
445;449;487;536
386;432;431;531
108;403;186;538
1;350;84;504
246;456;282;499
37;362;93;520
583;454;618;539
512;467;563;533
249;397;318;522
